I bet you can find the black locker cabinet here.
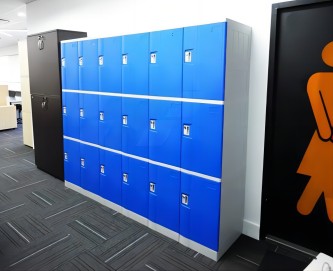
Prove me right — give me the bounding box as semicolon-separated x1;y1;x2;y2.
28;30;87;180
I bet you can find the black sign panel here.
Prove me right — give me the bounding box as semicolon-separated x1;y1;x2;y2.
262;0;333;255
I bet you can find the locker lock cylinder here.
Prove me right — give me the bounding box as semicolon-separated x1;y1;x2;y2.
80;158;85;167
123;173;128;183
80;108;84;118
100;165;105;174
122;115;128;125
99;112;104;121
149;182;155;193
99;56;104;66
183;124;190;136
150;119;156;130
63;106;67;115
181;194;189;205
64;152;68;161
122;54;128;65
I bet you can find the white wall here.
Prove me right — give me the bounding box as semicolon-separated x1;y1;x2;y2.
27;0;294;239
0;45;21;92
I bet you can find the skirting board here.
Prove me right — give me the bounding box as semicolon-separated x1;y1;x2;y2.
242;219;260;240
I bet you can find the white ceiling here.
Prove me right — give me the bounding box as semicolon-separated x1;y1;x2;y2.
0;0;39;49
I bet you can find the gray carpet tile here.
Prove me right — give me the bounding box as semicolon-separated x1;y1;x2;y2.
2;125;304;271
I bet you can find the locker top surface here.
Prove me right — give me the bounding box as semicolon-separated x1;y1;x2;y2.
29;29;87;39
60;20;236;44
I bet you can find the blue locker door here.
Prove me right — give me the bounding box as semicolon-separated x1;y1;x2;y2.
122;33;149;95
100;149;122;205
122;98;148;158
63;139;80;186
99;96;121;150
183;22;227;100
62;92;79;138
79;94;99;144
181;102;223;178
180;173;221;251
122;157;148;218
98;37;122;93
149;100;181;166
149;28;183;97
149;164;180;232
80;144;100;195
61;42;79;89
79;39;99;91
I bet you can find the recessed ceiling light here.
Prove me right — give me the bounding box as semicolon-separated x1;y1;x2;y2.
17;12;26;17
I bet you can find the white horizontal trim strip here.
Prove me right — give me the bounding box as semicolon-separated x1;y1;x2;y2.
64;136;222;183
181;168;221;182
62;89;224;105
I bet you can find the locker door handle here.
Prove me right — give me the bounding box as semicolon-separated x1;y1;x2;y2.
38;35;44;50
182;194;189;205
41;97;48;110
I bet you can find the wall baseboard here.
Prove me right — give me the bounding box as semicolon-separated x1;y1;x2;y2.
242;219;260;240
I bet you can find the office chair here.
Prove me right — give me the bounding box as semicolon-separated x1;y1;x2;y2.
15;104;22;124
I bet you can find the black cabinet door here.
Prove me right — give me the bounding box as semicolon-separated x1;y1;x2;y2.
28;31;61;96
31;94;64;180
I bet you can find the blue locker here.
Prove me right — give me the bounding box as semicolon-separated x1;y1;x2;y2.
100;149;122;205
98;37;122;93
149;100;181;166
79;39;99;91
181;102;223;178
99;96;121;150
63;139;80;186
122;33;149;95
149;28;183;97
122;98;148;158
122;157;149;218
79;94;99;144
61;42;79;89
180;173;221;251
149;164;180;232
80;143;100;194
183;22;227;100
62;92;79;138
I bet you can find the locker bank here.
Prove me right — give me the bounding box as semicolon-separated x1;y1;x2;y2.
61;20;251;261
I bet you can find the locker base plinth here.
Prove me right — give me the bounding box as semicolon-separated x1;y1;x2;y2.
121;208;148;226
179;235;221;261
148;220;179;242
65;180;228;262
65;181;122;213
